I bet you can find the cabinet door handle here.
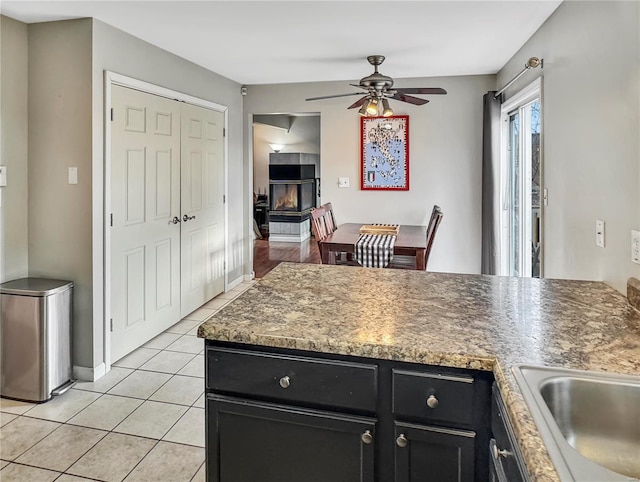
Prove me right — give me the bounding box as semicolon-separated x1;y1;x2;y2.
361;430;373;444
426;394;439;409
279;376;290;389
396;434;408;448
492;442;512;459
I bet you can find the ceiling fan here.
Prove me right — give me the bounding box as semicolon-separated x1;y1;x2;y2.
305;55;447;117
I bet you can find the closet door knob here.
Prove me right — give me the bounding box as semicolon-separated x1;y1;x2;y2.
169;216;181;225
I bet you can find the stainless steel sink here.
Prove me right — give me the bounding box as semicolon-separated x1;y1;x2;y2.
513;365;640;481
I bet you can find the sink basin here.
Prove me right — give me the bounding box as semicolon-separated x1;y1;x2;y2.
513;365;640;481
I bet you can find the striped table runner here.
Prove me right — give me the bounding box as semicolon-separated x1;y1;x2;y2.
355;234;396;268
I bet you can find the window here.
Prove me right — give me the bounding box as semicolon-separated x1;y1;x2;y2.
500;79;542;278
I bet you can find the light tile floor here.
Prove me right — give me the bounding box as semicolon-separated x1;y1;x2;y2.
0;280;255;482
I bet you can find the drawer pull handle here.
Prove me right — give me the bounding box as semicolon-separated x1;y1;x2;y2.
279;376;291;389
396;434;408;448
492;443;512;460
426;394;439;409
361;430;373;444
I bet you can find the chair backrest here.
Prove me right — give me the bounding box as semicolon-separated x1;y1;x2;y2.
321;202;337;233
425;205;443;269
310;206;332;244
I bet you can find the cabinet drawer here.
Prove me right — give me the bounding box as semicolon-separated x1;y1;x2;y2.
206;347;378;412
392;369;474;427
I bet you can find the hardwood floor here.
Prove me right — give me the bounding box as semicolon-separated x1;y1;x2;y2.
253;237;321;279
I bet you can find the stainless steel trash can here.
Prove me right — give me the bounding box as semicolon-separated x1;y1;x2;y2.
1;278;75;402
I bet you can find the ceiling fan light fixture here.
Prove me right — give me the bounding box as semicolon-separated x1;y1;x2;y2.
358;102;369;116
382;98;393;117
366;98;379;116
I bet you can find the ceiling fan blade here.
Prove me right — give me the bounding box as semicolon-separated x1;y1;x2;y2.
349;84;368;90
395;87;447;95
347;96;369;109
391;92;430;105
305;93;365;101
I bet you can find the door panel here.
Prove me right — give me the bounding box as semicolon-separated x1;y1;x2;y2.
207;395;376;482
395;421;475;482
111;85;181;361
180;103;225;316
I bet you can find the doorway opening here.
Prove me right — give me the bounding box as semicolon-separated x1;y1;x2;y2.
251;113;321;278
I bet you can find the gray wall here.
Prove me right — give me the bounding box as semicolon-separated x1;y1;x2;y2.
28;19;94;366
498;1;640;293
253;116;320;194
0;16;29;282
90;20;245;369
244;75;496;274
15;17;245;372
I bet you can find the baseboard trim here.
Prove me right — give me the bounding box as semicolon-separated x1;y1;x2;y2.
227;276;244;290
244;273;255;281
73;363;106;382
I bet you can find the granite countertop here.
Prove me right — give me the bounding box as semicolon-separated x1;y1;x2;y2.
198;262;640;482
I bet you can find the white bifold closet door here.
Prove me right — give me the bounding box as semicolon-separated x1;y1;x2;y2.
110;85;224;362
179;102;225;317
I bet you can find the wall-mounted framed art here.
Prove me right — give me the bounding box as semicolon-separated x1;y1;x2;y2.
360;115;409;190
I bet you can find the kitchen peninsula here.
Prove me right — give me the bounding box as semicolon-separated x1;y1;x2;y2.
198;263;640;482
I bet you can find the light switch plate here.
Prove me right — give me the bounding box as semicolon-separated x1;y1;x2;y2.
595;219;605;248
338;177;350;188
632;230;640;264
0;166;7;187
68;167;78;185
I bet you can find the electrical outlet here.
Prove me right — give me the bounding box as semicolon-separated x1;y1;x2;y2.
338;177;350;188
632;230;640;264
595;219;605;248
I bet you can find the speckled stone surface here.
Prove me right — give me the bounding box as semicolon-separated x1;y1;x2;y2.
198;263;640;482
627;277;640;312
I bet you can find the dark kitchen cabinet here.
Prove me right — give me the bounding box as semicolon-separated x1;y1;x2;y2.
205;342;494;482
207;395;376;482
490;384;529;482
394;421;475;482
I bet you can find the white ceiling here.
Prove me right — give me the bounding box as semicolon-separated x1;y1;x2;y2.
1;1;562;85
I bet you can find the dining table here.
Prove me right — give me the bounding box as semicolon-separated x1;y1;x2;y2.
320;223;428;270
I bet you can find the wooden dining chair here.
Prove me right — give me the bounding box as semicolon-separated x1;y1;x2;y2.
322;202;337;233
388;205;444;270
310;206;334;264
310;204;356;265
320;202;354;263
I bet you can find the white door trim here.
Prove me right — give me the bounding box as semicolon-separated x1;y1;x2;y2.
103;70;229;371
498;77;542;277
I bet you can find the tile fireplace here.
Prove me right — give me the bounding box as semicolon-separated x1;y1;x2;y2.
268;155;318;243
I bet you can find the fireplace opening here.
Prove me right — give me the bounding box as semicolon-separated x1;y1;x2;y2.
273;184;298;211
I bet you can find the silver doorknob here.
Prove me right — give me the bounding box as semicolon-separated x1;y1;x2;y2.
426;395;439;409
396;434;408;448
169;216;181;225
279;376;290;389
361;430;373;444
183;214;196;222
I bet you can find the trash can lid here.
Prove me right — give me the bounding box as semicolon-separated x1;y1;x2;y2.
0;278;73;296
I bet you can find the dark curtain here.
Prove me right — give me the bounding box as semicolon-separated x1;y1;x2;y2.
481;92;501;275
